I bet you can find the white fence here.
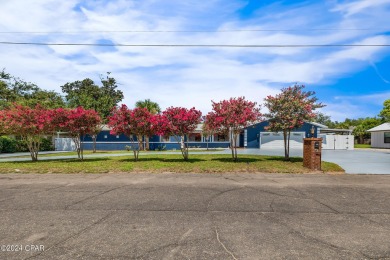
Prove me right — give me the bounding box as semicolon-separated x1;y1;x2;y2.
55;138;75;151
319;135;354;150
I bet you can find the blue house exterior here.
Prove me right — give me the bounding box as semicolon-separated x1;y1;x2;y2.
79;121;325;151
81;126;231;151
242;121;323;148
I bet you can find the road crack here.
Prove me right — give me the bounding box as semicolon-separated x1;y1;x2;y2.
215;228;238;260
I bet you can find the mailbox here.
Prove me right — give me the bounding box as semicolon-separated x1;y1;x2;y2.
303;138;322;170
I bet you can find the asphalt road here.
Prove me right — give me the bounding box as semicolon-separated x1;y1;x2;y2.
1;173;390;259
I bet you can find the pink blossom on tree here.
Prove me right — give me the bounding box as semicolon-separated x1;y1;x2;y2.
205;97;262;161
156;107;202;160
108;105;156;161
56;107;102;160
264;85;324;160
0;104;53;161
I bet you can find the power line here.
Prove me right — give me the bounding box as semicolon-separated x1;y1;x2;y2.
0;41;389;47
0;28;388;34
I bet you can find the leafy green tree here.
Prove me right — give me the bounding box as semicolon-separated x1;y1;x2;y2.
352;117;382;144
379;99;390;122
135;99;161;150
61;73;124;122
313;112;334;127
0;69;65;109
61;73;123;152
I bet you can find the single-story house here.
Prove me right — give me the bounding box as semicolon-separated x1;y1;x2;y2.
242;121;325;149
367;123;390;149
54;121;353;151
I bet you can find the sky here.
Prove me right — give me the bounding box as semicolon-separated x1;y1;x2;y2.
0;0;389;122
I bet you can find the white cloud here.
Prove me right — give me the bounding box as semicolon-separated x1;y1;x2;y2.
332;0;390;16
0;0;389;120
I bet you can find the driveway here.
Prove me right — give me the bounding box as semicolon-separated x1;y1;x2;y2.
1;173;390;259
322;149;390;174
230;148;390;175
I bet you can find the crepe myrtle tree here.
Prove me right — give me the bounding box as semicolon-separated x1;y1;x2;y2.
205;97;262;161
0;104;53;161
108;105;156;161
60;107;102;160
155;107;202;161
135;99;161;150
264;84;324;161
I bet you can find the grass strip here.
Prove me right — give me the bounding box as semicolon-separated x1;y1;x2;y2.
0;154;344;174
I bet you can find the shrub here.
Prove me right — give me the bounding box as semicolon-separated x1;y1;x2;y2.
15;139;29;152
40;137;54;151
156;144;166;151
0;136;53;153
0;136;17;153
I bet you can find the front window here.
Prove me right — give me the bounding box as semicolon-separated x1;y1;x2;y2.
385;132;390;143
188;133;201;142
214;134;229;142
161;136;171;142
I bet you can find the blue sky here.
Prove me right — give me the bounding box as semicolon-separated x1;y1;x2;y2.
0;0;389;121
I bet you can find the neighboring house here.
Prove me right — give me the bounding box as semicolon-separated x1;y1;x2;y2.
243;121;323;149
54;121;353;151
367;123;390;149
242;121;353;150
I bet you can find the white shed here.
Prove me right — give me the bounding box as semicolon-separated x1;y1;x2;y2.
367;123;390;149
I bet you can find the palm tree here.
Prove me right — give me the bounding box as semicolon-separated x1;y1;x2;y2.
135;99;161;150
135;99;161;115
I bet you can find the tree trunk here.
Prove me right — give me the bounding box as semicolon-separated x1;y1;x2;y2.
182;135;189;161
80;135;85;161
230;132;235;160
72;135;82;160
25;136;40;162
133;150;139;161
232;133;238;161
283;130;290;161
92;135;97;153
287;130;291;160
134;135;143;161
138;135;144;151
145;136;150;150
178;135;188;161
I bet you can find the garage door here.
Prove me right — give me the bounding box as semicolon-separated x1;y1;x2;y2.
260;132;305;149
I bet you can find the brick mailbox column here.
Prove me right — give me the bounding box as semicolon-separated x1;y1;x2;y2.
303;138;322;170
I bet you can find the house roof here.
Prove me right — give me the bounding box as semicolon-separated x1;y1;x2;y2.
307;122;329;129
367;123;390;132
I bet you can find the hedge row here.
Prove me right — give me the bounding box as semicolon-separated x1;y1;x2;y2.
0;136;53;153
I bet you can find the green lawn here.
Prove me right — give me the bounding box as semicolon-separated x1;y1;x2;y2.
354;144;371;149
0;154;344;174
